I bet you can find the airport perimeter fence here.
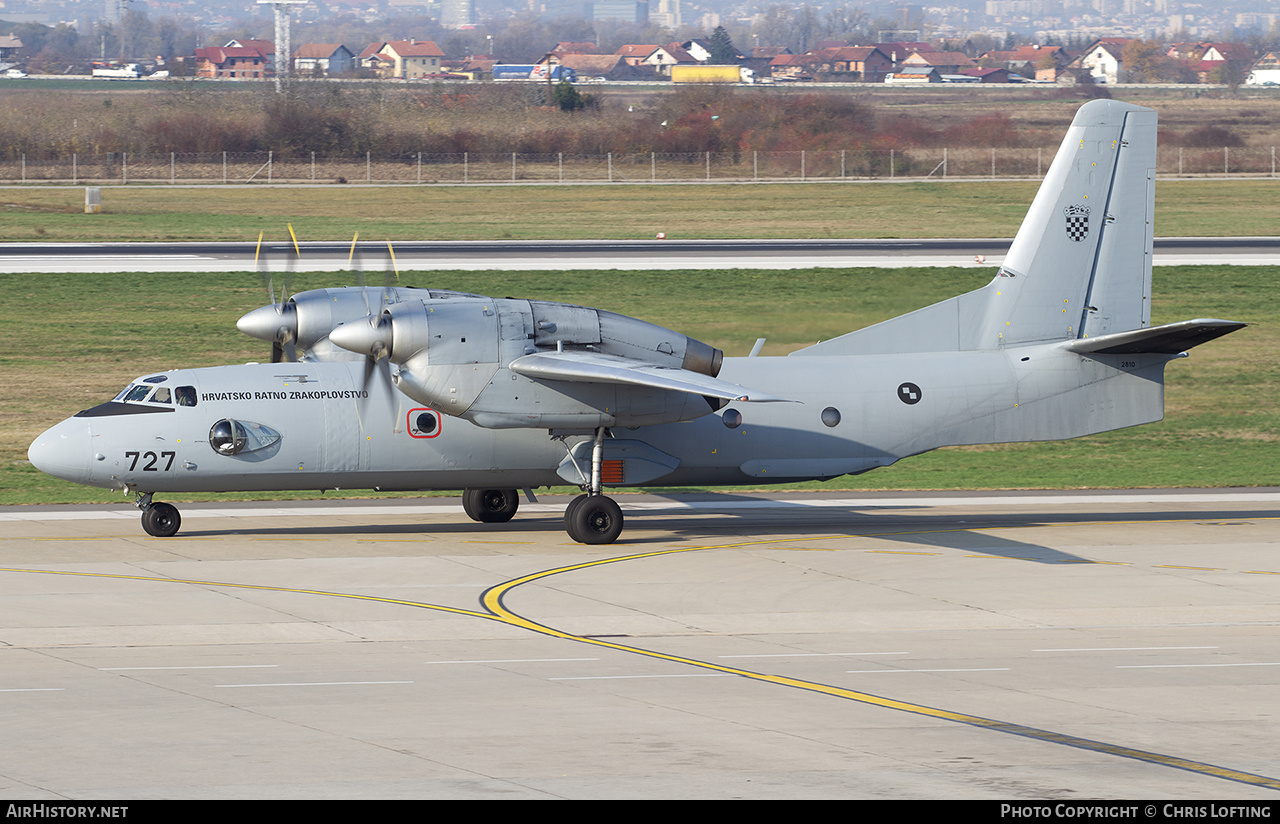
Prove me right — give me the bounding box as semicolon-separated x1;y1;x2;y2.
3;146;1279;184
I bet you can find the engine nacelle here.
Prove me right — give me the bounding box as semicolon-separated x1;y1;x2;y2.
238;287;487;362
331;294;728;429
238;287;396;361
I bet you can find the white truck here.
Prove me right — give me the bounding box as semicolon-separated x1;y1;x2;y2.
92;63;143;79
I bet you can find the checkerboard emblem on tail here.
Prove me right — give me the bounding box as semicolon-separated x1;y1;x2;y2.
1064;204;1090;242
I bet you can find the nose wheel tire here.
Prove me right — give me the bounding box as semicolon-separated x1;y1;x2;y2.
565;495;623;545
141;502;181;538
462;488;519;523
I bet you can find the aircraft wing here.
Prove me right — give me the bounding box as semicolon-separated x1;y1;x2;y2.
1064;318;1247;356
509;351;793;403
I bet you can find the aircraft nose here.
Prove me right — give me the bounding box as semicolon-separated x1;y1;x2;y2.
28;418;92;485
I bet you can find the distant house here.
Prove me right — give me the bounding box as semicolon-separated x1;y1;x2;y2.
366;53;397;79
680;39;712;63
1200;42;1254;63
1196;42;1255;84
661;43;698;67
356;43;387;73
980;44;1071;81
824;46;893;82
615;44;660;66
958;67;1014;83
445;56;497;80
553;53;652;81
901;51;976;75
354;40;447;79
194;45;272;79
293;44;354;77
785;47;889;81
380;40;445;79
225;39;275;74
614;45;684;76
0;33;22;61
768;53;812;82
874;42;935;71
1073;40;1127;84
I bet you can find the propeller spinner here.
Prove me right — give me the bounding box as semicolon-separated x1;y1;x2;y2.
329;313;393;360
237;300;298;349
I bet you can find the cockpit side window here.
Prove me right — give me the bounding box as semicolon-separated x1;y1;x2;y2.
152;387;172;404
175;386;197;407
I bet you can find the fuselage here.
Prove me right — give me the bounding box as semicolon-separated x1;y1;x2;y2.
27;344;1166;496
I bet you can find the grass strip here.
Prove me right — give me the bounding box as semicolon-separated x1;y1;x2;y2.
3;179;1280;241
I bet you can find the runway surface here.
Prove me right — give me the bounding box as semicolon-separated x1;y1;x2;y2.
2;489;1279;799
2;237;1279;273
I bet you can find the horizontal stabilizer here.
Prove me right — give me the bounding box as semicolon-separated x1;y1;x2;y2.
1064;318;1247;355
510;351;792;403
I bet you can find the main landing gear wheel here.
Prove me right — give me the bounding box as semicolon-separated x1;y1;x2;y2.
462;488;519;523
565;495;623;545
563;493;589;542
141;502;181;538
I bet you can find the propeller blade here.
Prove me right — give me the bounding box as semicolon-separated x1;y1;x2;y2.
245;228;298;362
381;240;398;315
272;225;300;362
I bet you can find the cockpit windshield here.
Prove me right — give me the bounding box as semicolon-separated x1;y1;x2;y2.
120;384;154;403
114;382;197;407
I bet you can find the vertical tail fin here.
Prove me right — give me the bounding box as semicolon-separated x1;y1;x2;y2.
981;99;1157;346
793;100;1158;358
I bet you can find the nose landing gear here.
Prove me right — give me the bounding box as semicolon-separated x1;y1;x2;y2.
135;492;181;537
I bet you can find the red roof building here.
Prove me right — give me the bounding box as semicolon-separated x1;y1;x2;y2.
194;45;272;79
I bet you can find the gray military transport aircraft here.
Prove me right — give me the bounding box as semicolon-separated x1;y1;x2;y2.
28;100;1246;544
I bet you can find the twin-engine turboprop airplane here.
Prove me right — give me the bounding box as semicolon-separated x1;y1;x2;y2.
28;100;1246;543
